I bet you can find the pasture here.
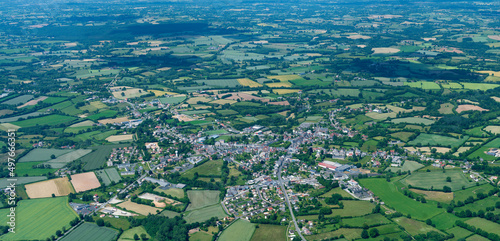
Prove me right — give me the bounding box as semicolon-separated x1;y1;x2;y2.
154;187;185;199
12;114;76;128
186;190;221;211
410;189;453;203
0;197;78;240
2;94;34;105
87;110;118;121
218;219;256;241
307;228;362;241
15;161;57;176
272;89;300;95
0;176;47;187
250;224;287;241
401;170;477;191
81;144;130;170
465;217;500;234
196;79;241;88
408;133;468;147
118;226;150;241
117;201;161;215
182;160;222;179
359;178;443;220
183;204;227;223
393;217;444;236
45;149;92;168
447;226;473;240
61;222;118;241
342;214;391;227
70;172;101;192
387;161;424;173
19;148;73;162
390;117;435;125
189;231;212;241
95;168;122;186
439;103;455;114
484;126;500;134
159;95;187;104
390;132;414;142
25;177;73;198
455;196;500;213
453;184;495;202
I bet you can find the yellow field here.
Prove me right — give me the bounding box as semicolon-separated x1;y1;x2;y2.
187;97;212;104
210;99;237;105
111;86;148;99
484;126;500;134
372;47;400;54
0;123;21;131
106;134;134;142
90;101;107;109
70;120;95;127
98;117;129;124
265;82;293;87
237;78;262;88
410;189;453;203
404;147;450;154
149;90;169;97
476;70;500;77
25;177;74;198
117;201;161;215
272;89;300;95
492;97;500;102
267;75;302;81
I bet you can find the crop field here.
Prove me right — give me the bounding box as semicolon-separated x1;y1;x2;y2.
42;96;67;104
309;88;360;97
186;190;221;211
359;178;443;220
155;187;185;199
386;161;424;172
250;224;286;241
404;81;441;89
390;117;435;125
117;200;161;215
0;112;44;123
2;94;34;105
441;82;463;89
196;79;241;87
456;104;488;113
0;176;47;187
96;168;122;186
15;161;57;176
210;99;236;105
70;120;95;127
12;114;76;128
366;111;397;120
98;117;129;124
71;172;101;192
461;82;500;91
182;160;222;179
87;110;118;121
439;103;455;114
272;89;300;95
183;204;227;223
408;133;468;147
393;217;444;236
186;96;212;104
0;197;78;240
61;222;118;241
455;196;500;213
19;148;74;162
112;87;149;99
390;132;414;142
342;214;390;227
454;184;495;202
45;149;93;168
372;47;400;54
106;134;133;142
118;226;151;241
410;189;453;203
160;210;180;218
465;217;500;234
189;231;212;241
158;95;187;104
401;170;477;191
218;219;256;241
25;177;73;198
238;78;262;87
446;226;473;240
81;144;130;170
307;228;362;241
484;125;500;134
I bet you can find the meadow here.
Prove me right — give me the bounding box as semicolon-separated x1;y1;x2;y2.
390;117;435;125
117;226;150;241
307;228;362;241
183;204;227;224
386;161;424;172
401;170;477;191
19;148;73;162
250;224;286;241
218;219;256;241
0;197;78;240
342;214;391;227
61;222;118;241
182;160;223;179
465;217;500;234
81;144;130;171
87;110;118;121
186;190;221;211
12;114;76;128
359;178;443;220
453;184;495;202
393;217;444;236
408;133;468;147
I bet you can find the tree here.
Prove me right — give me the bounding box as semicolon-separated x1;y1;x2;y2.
96;218;105;227
134;233;140;240
443;186;452;193
56;230;62;237
141;233;148;240
369;228;379;238
361;229;369;239
319;207;332;215
446;177;452;182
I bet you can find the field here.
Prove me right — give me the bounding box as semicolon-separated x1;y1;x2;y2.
461;83;500;91
390;117;435;125
95;168;122;186
183;204;227;223
238;78;262;87
372;47;400;54
98;117;129;124
61;222;118;241
218;219;256;241
196;79;241;87
12;114;76;128
439;103;455;114
0;176;47;187
19;148;73;162
359;178;443;220
106;134;134;142
250;224;286;241
455;196;500;213
468;138;500;161
87;110;118;121
182;160;222;179
15;161;57;176
111;87;148;99
342;214;391;227
186;190;221;210
190;231;213;241
117;200;161;215
45;149;93;168
25;177;74;198
306;228;362;241
465;217;500;234
158;95;187;104
154;187;185;199
81;144;130;170
456;105;488;113
2;94;34;105
71;172;101;192
390;132;415;142
272;89;300;95
454;184;495;202
0;112;43;123
393;217;444;236
386;161;424;172
118;226;150;241
0;197;78;240
410;189;453;203
70;120;95;127
447;226;473;240
299;200;375;219
484;125;500;134
401;170;476;191
160;209;181;218
408;133;468;147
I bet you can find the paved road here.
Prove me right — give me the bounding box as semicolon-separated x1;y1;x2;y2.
277;160;305;241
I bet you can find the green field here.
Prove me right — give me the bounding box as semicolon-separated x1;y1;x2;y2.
95;168;122;185
455;196;500;214
408;133;468;147
19;148;73;162
12;114;76;128
190;231;213;241
196;79;241;87
405;81;441;90
359;178;443;220
401;170;479;191
2;94;34;105
186;190;221;211
390;117;435;125
43;96;67;104
465;217;500;234
342;214;391;227
446;226;473;240
15;161;57;176
160;210;181;218
299;200;375;219
0;197;78;240
386;161;424;172
182;160;222;179
218;219;256;241
0;176;47;187
154;187;185;199
45;149;93;168
61;222;118;241
183;204;227;223
454;184;495;202
468;138;500;161
118;226;150;241
306;228;362;241
390;131;415;142
393;217;444;236
159;96;187;104
250;224;287;241
87;110;118;121
430;212;467;230
81;144;130;170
